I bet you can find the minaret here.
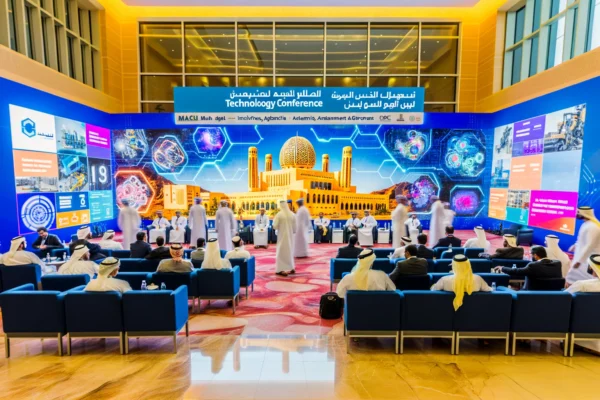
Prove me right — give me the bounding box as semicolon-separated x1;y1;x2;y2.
322;154;329;172
265;154;272;172
340;146;352;188
248;147;259;192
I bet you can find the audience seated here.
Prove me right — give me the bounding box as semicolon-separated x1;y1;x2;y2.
433;226;462;248
416;234;434;259
225;236;251;260
190;238;206;261
70;226;107;261
431;254;492;310
389;245;428;285
391;236;412;259
336;234;363;259
493;246;562;289
336;249;395;298
481;234;524;259
0;236;49;271
463;226;491;252
202;239;232;270
85;257;132;293
98;230;123;250
566;254;600;293
32;227;64;257
130;231;152;258
156;244;193;273
145;236;171;260
58;244;99;278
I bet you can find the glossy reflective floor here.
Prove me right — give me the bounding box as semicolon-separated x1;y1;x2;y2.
1;334;599;399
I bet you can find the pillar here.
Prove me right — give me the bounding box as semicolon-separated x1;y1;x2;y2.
340;146;352;188
322;154;329;172
248;147;259;192
265;154;272;172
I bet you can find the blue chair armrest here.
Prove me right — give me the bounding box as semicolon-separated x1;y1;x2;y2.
172;286;190;332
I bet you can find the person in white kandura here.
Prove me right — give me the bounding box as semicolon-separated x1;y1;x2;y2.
358;210;377;247
148;210;171;243
314;212;330;244
544;234;571;277
391;236;412;259
345;211;362;242
428;195;445;248
0;236;49;272
117;199;141;251
215;200;237;252
391;195;409;249
58;244;99;278
336;249;396;298
225;236;252;260
566;206;600;285
405;213;422;243
254;207;269;248
98;230;123;250
85;257;132;293
443;202;456;230
273;199;296;276
463;226;491;252
188;197;207;245
169;210;188;244
294;198;311;258
202;238;232;270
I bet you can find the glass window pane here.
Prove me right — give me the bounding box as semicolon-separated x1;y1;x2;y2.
514;7;526;43
326;23;367;75
42;18;50;66
275;24;324;74
8;0;17;51
64;0;71;29
550;0;567;17
81;44;87;84
570;7;578;60
420;76;456;102
589;0;600;50
142;103;175;113
141;75;183;101
529;35;539;77
140;23;182;73
185;23;235;74
546;17;566;69
421;23;459;38
326;76;367;87
67;35;75;78
25;7;34;59
185;76;234;87
238;76;273;87
532;0;542;31
369;76;418;87
238;24;273;75
420;24;458;75
511;45;523;85
369;24;418;75
424;104;455;113
55;25;62;73
275;76;323;87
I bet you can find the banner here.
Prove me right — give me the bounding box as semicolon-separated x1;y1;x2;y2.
174;87;424;125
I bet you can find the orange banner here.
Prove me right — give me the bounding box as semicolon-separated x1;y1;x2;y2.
56;210;91;228
13;150;58;178
509;154;543;190
489;188;508;220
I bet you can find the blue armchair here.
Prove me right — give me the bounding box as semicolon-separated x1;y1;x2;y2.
329;259;358;290
517;228;534;246
464;248;485;259
344;290;402;353
119;258;161;273
429;273;511;288
373;258;395;274
228;256;256;299
0;264;42;291
41;274;90;291
197;266;241;314
435;259;492;273
568;293;600;356
50;248;70;259
64;290;125;355
454;292;513;354
149;271;199;312
401;291;456;354
433;259;453;273
526;277;565;291
440;248;464;259
433;247;450;259
373;248;395;258
122;286;189;353
0;284;66;357
111;250;131;259
117;272;152;291
394;275;431;291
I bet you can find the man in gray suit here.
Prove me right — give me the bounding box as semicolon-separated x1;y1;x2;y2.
389;245;429;286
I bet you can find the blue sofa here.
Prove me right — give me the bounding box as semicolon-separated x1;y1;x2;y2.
197;266;241;314
117;272;152;291
118;258;161;273
41;274;90;291
0;264;42;291
464;248;486;259
440;248;465;259
111;250;131;259
329;258;394;290
122;286;189;353
373;248;395;258
393;275;431;291
149;271;200;312
228;257;256;299
0;284;66;357
429;273;511;287
569;292;600;356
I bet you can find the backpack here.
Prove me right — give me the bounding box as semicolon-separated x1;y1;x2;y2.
319;292;343;319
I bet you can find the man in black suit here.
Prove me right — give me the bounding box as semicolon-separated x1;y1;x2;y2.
389;245;428;285
493;246;561;289
416;234;434;259
483;234;524;259
432;226;462;248
146;236;172;260
69;225;106;261
32;227;64;258
336;234;363;259
130;231;152;258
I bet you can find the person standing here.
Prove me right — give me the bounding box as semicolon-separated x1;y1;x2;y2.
294;199;310;258
188;197;207;246
118;199;141;251
566;206;600;284
32;227;63;258
428;196;445;248
391;195;409;249
443;202;456;230
314;212;330;244
215;200;236;252
273;199;296;276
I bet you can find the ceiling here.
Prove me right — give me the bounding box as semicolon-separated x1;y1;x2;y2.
123;0;480;7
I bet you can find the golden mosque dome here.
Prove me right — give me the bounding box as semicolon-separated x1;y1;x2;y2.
279;136;316;169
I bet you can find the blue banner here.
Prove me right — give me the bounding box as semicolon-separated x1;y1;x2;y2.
175;87;424;113
55;192;89;212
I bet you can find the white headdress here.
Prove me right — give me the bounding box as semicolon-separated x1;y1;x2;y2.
102;230;115;241
98;257;120;277
353;249;376;290
77;226;91;240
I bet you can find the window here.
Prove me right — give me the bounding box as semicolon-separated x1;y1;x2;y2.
42;17;50;66
8;0;17;51
25;6;34;59
67;35;74;78
138;21;460;112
